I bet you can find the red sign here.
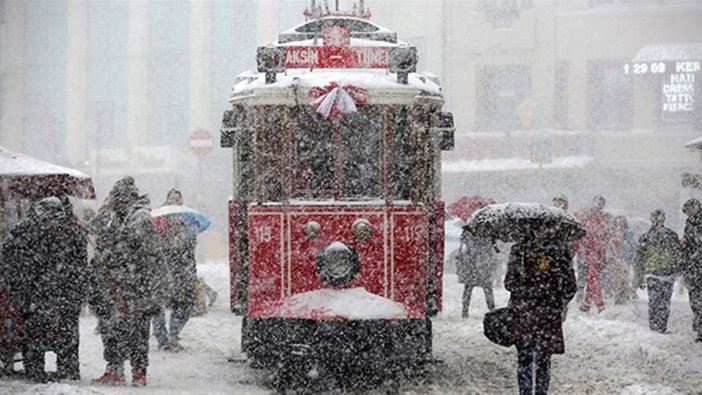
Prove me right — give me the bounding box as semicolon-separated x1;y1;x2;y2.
283;24;390;69
285;46;389;69
189;129;213;156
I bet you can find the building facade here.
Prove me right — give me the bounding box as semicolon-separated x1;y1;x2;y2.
1;0;701;233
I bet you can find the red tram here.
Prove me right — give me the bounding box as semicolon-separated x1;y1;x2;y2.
220;4;454;382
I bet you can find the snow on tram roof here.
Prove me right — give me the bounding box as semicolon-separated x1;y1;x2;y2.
277;37;404;48
231;68;442;99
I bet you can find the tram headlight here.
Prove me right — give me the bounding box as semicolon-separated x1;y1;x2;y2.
351;219;372;241
316;242;360;287
304;221;321;238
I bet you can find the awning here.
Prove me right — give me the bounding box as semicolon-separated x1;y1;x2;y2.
0;146;96;199
632;43;702;62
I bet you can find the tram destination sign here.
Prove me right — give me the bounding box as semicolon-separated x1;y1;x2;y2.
284;46;390;69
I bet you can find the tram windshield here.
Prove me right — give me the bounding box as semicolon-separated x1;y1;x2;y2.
295;107;383;199
254;105;413;202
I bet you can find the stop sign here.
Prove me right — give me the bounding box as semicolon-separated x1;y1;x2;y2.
189;129;213;156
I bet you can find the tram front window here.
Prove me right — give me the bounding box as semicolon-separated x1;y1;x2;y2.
294;108;381;200
295;111;335;198
339;108;381;199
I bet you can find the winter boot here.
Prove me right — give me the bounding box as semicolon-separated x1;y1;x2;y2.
132;369;147;387
164;339;184;352
91;371;126;385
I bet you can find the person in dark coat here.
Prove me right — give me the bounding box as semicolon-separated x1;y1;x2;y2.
456;229;497;318
634;209;680;334
504;223;577;395
152;189;198;351
90;176;166;387
1;197;89;382
681;198;702;342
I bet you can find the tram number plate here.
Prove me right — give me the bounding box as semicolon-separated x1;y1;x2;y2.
400;225;425;242
254;226;273;243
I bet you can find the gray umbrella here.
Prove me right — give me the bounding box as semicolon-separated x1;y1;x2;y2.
463;202;586;243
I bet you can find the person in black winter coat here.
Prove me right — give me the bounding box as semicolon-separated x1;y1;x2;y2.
681;199;702;342
90;176;167;387
1;197;89;382
152;189;198;351
504;224;577;395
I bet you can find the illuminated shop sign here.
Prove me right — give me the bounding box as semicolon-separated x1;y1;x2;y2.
625;60;700;117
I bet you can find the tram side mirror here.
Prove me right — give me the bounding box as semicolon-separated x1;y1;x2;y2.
220;108;245;148
432;112;455;151
389;47;417;85
257;46;285;84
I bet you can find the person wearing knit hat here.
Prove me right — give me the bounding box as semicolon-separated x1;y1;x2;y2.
1;196;88;382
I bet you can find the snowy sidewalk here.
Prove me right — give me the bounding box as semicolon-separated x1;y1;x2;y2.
2;262;701;394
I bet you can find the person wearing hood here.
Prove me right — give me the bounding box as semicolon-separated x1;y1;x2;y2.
680;199;702;342
634;209;680;334
90;176;167;387
1;196;88;382
504;223;577;395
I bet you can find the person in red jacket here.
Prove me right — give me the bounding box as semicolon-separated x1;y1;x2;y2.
575;196;614;313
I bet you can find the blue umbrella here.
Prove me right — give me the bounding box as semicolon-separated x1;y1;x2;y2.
152;205;211;234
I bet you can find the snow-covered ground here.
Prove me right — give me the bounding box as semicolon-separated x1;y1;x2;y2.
2;261;702;394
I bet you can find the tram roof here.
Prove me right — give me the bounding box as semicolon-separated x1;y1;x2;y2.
278;16;397;45
230;15;444;105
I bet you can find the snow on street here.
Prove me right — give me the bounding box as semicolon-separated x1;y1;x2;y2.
2;261;701;394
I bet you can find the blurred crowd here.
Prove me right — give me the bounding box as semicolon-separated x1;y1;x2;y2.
453;194;701;395
0;176;214;386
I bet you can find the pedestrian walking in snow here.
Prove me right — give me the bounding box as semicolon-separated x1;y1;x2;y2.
608;216;638;304
90;177;167;387
574;195;613;313
1;197;89;382
680;198;702;342
456;230;497;317
152;189;199;351
504;223;577;395
634;209;680;334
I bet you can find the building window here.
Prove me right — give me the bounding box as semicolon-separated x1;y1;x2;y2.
587;60;633;130
554;61;569;129
478;0;532;29
476;65;532;131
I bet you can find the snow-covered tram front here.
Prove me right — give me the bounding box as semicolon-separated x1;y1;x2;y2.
219;7;454;382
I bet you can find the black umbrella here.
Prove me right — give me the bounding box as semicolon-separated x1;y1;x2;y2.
463;202;586;243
